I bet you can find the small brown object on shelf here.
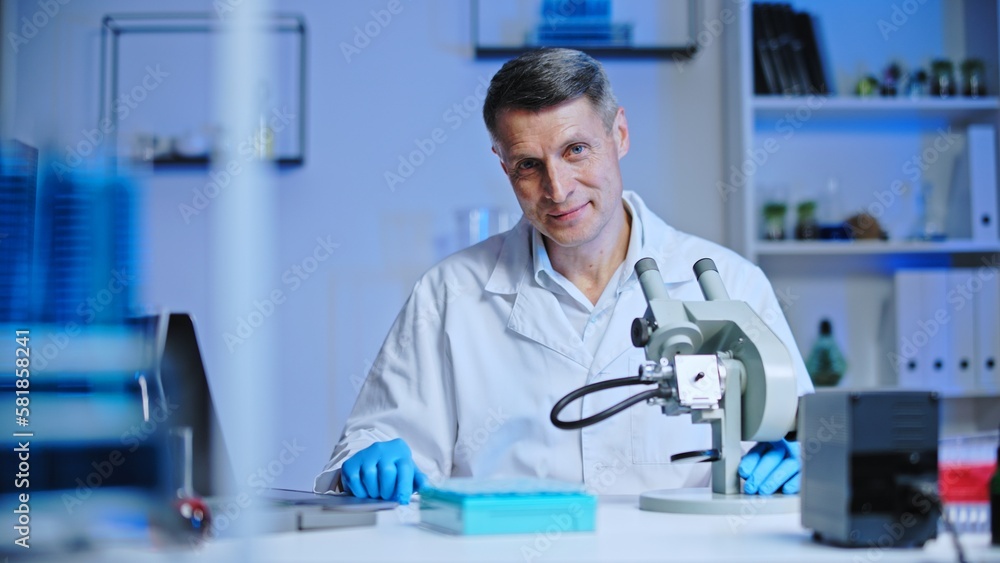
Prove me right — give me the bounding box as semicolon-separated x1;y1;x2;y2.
844;213;887;240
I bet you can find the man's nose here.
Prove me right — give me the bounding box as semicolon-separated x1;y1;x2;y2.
543;161;573;204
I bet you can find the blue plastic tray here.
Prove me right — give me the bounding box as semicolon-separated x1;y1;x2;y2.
419;478;597;535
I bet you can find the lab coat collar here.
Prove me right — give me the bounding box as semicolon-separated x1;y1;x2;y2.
484;218;591;368
483;219;533;295
530;226;565;296
613;195;643;292
622;191;695;285
587;193;696;379
483;191;695;295
482;191;694;373
530;196;644;301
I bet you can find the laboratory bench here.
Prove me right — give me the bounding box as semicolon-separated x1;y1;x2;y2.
71;495;999;562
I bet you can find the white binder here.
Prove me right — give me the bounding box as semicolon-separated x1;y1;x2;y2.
947;269;978;396
894;270;926;389
921;271;951;394
975;269;1000;393
967;124;999;242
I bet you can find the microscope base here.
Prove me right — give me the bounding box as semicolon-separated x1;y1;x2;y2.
639;488;799;514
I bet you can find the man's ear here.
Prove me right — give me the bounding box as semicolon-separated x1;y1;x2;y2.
492;145;509;176
614;107;630;159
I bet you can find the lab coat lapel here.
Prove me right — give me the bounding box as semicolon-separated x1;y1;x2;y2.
508;286;591;370
485;220;591;370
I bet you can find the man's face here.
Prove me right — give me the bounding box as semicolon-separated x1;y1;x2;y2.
492;97;629;251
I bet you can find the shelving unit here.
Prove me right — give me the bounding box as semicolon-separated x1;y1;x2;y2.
722;0;1000;408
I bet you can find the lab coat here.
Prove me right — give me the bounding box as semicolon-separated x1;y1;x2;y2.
315;191;813;494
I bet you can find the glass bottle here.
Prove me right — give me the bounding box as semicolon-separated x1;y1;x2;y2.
930;59;956;98
795;200;818;240
805;319;847;387
961;58;987;98
760;185;789;241
763;202;787;240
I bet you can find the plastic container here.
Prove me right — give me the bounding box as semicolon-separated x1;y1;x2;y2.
419;478;596;536
938;430;998;534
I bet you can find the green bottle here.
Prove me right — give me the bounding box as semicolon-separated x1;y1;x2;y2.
806;319;847;387
992;425;1000;545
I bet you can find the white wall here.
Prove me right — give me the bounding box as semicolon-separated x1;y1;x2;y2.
8;0;730;488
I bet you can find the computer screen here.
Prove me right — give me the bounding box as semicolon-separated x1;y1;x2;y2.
131;312;233;497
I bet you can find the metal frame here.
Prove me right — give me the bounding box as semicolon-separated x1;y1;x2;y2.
471;0;700;60
100;12;307;168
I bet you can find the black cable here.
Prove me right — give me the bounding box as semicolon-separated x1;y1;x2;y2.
932;496;968;563
904;482;967;563
550;376;669;430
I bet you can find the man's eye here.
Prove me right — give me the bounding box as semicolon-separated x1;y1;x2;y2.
569;145;586;155
517;160;538;171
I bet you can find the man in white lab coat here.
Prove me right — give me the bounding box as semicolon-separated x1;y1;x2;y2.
316;48;813;503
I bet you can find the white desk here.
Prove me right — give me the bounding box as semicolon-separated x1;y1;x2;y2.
80;495;999;562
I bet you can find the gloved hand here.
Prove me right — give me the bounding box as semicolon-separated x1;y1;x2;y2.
340;438;428;504
737;439;801;495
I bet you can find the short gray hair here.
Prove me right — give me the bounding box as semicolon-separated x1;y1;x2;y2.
482;48;619;144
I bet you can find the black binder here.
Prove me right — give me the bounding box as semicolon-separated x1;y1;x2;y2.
752;3;829;96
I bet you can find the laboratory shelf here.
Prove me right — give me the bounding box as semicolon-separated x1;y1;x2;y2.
755;239;1000;257
753;97;1000;122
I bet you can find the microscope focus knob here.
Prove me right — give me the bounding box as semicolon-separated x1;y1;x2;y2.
631;317;652;347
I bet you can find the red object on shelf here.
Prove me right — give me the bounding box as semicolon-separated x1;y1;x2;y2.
940;462;996;502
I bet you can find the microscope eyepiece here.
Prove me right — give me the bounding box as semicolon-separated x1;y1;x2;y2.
693;258;718;278
635;257;659;277
693;258;730;301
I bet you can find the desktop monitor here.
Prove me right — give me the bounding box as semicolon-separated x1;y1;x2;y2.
131;311;234;497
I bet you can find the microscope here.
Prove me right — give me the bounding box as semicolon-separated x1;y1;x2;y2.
551;257;800;514
550;256;947;551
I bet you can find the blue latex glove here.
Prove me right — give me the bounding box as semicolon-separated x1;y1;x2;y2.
737;439;801;495
340;438;428;504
